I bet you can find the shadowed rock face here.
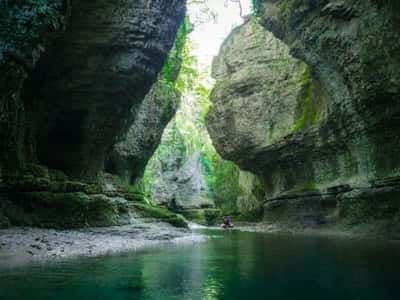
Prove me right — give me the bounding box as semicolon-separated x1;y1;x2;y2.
106;32;185;184
207;1;400;230
106;77;181;184
32;0;186;181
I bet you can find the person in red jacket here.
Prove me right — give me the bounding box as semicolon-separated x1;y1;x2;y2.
221;215;234;228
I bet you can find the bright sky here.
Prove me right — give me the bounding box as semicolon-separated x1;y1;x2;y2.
188;0;252;67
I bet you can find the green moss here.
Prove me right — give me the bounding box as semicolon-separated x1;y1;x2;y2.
291;181;318;192
294;84;312;132
130;202;188;228
199;150;243;213
251;0;258;16
278;1;291;16
231;208;263;222
293;64;321;132
179;208;221;226
4;192;125;228
338;189;400;224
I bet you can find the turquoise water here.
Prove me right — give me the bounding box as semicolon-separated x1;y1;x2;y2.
1;229;399;300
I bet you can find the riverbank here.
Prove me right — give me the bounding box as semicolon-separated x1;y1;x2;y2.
0;222;205;270
235;221;400;241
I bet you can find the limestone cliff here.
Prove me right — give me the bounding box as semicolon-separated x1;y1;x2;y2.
106;22;188;184
207;1;400;235
33;0;186;181
144;76;265;222
0;0;187;228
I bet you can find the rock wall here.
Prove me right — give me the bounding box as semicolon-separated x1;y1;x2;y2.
106;22;188;184
33;0;186;181
145;80;265;220
0;0;66;178
151;150;213;209
0;0;187;228
207;1;400;234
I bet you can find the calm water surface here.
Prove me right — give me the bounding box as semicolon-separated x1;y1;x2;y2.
1;229;399;300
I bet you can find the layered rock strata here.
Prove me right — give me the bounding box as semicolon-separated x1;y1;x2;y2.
207;1;400;235
33;0;186;180
0;0;187;228
106;25;187;184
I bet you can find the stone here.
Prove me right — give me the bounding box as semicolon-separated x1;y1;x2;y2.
321;1;356;19
32;0;186;181
129;202;189;228
207;1;400;229
106;29;185;184
178;208;221;226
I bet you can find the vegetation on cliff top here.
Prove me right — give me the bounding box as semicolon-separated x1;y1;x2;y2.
0;0;64;65
140;15;265;217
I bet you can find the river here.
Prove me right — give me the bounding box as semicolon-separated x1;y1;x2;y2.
0;229;399;299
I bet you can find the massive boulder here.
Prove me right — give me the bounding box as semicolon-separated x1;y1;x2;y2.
207;0;400;232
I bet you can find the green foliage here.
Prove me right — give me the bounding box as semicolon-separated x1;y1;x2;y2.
294;83;312;132
174;39;198;94
293;64;320;132
142;13;266;217
156;17;197;119
162;17;193;85
251;0;258;16
0;0;63;60
130;202;188;228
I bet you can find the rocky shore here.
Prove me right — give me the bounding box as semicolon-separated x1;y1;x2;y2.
0;222;205;270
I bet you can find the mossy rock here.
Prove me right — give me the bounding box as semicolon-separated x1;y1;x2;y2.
26;164;49;178
4;192;127;229
338;188;400;224
49;169;69;182
84;184;103;195
17;175;50;191
231;208;264;222
130;202;188;228
179;208;221;226
0;211;11;228
123;191;146;202
50;181;88;193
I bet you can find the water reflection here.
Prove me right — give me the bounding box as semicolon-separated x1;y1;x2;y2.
0;230;400;299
